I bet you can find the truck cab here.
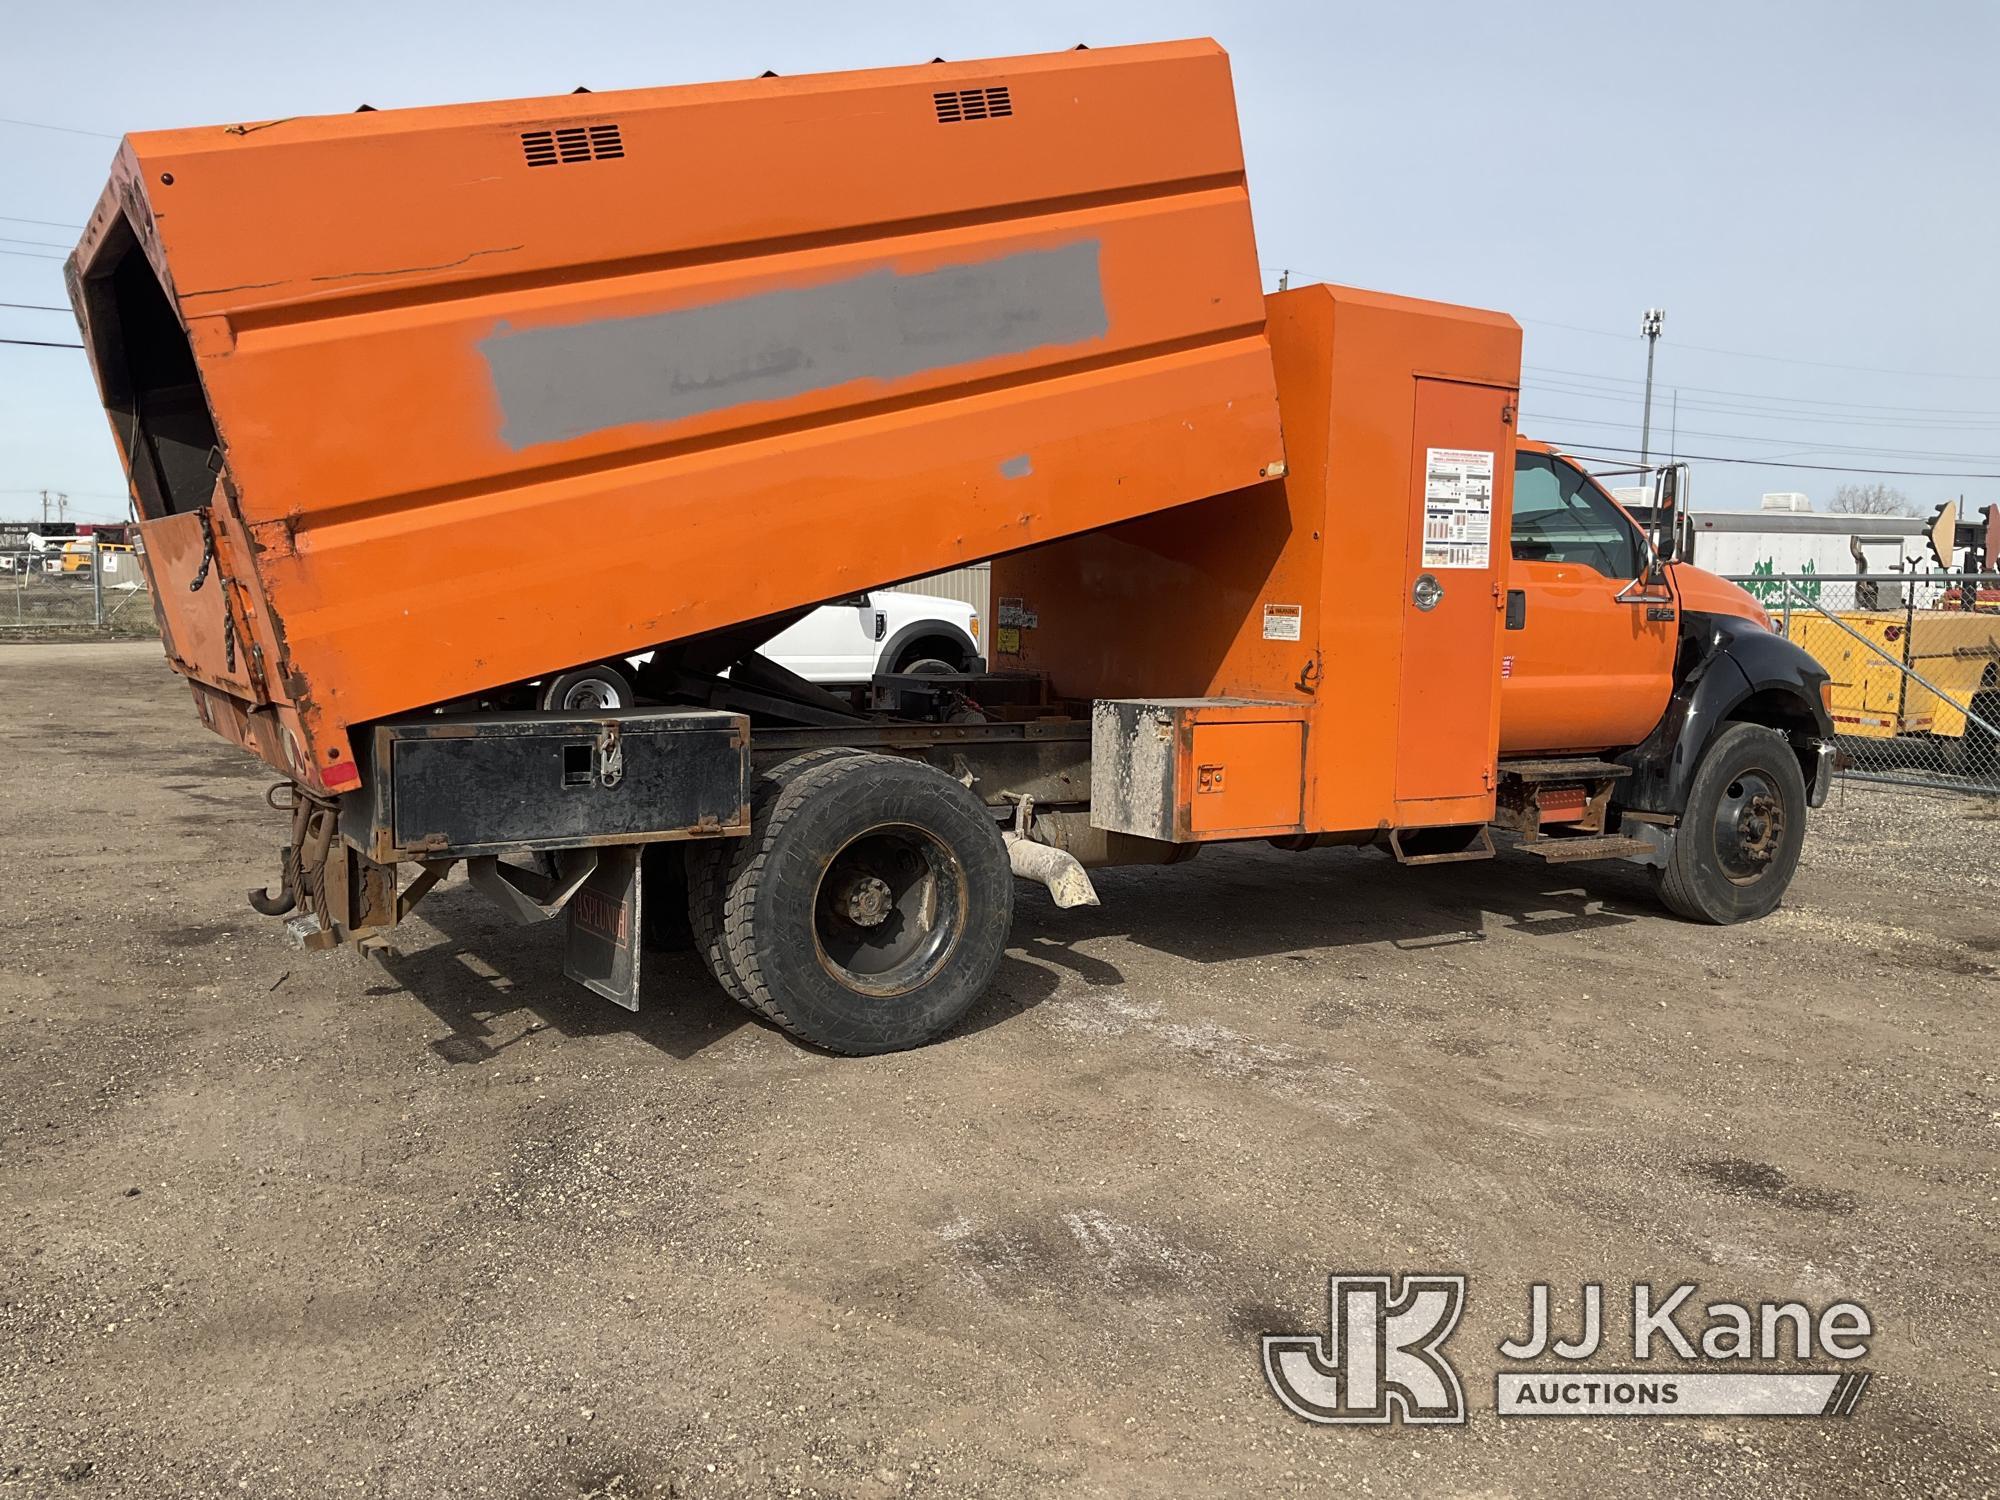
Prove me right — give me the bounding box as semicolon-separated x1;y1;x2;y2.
1502;438;1773;753
1501;438;1836;923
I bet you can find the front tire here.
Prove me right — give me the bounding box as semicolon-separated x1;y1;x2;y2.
1652;722;1808;924
714;752;1012;1054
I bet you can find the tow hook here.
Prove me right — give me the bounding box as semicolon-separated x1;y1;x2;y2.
249;862;297;917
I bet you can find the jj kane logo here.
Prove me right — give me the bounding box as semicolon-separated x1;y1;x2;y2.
1263;1275;1873;1425
1262;1274;1468;1425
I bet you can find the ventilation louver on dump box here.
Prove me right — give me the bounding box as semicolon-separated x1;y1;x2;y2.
933;86;1013;123
521;123;625;166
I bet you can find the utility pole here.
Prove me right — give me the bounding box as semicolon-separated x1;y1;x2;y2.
1278;268;1289;291
1638;307;1665;474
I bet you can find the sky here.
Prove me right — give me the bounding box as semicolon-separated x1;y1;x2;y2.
2;0;1996;522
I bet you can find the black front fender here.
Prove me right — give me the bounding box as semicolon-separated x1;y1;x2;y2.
1618;613;1833;816
875;618;980;676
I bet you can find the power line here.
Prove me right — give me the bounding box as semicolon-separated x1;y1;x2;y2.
1547;439;2000;481
1523;379;2000;433
1526;371;2000;426
1515;313;1999;383
0;214;85;231
0;336;82;348
0;235;71;250
1522;411;2000;463
0;247;65;261
0;116;119;140
1280;270;2000;388
1524;363;2000;418
0;487;129;501
1276;270;2000;383
0;300;68;312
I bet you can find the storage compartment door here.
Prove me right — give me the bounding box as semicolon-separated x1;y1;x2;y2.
1395;380;1513;807
1186;720;1305;834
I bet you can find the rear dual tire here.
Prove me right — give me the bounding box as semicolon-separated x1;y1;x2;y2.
687;750;1012;1054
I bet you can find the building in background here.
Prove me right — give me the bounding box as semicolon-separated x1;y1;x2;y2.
890;562;991;642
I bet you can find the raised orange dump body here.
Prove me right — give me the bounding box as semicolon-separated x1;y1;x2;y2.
69;39;1282;793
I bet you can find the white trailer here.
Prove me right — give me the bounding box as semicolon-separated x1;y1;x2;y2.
1683;511;1937;576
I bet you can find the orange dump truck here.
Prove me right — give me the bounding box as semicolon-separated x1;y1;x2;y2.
70;40;1836;1052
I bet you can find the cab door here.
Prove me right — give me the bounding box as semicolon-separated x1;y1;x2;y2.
1500;451;1677;754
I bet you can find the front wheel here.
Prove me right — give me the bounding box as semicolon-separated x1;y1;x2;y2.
1651;722;1808;924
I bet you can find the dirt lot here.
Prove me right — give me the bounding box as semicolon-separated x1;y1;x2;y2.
2;643;1995;1498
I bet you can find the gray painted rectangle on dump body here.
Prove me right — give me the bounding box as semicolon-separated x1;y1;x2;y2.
481;239;1108;450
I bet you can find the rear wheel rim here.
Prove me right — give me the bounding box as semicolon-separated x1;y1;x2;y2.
1713;769;1787;885
811;822;964;998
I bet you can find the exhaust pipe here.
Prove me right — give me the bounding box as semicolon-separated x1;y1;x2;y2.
1003;830;1100;908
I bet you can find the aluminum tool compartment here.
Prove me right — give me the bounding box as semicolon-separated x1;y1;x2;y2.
66;38;1284;795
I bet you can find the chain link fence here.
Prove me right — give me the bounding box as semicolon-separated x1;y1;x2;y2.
1726;570;2000;795
0;539;157;636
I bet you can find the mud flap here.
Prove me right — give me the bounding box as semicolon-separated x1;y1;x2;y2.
562;845;642;1011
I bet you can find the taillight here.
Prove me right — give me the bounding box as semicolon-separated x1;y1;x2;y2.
1884;625;1903;642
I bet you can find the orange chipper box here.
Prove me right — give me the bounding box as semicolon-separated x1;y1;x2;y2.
66;39;1284;793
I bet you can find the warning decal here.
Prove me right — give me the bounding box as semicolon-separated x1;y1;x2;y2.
1422;447;1494;570
1262;603;1303;641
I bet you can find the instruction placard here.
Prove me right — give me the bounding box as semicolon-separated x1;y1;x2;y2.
1422;447;1494;570
1262;603;1303;641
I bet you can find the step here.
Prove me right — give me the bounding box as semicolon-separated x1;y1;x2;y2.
1515;833;1655;863
1498;757;1632;783
1388;826;1496;866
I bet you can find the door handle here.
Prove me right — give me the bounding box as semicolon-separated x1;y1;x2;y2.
1412;574;1444;612
1505;589;1526;630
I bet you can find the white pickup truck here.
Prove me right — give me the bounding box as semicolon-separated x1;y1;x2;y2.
763;588;984;683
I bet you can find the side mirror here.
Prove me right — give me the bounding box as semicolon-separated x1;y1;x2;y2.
1651;463;1686;565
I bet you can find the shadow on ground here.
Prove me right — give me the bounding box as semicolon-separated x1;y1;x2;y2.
379;842;1655;1063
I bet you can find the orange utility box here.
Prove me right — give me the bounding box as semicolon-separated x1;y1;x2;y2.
999;282;1522;843
69;39;1283;794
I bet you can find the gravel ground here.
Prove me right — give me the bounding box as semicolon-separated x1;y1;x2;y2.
2;643;1995;1498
